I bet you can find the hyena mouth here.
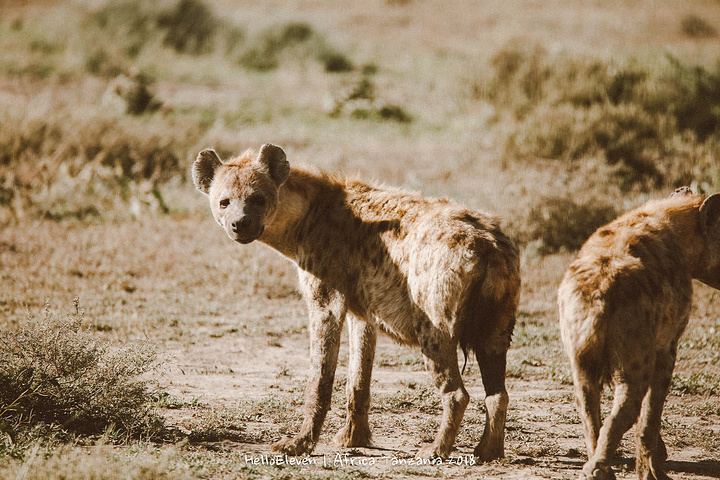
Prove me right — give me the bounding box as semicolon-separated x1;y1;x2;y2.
232;225;264;244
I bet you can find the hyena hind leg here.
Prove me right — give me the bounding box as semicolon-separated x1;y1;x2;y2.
569;357;604;458
474;349;509;461
635;350;676;480
582;378;649;480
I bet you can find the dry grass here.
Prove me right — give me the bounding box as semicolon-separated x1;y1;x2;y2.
0;300;166;452
1;0;720;478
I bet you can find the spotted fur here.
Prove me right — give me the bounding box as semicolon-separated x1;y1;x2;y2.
558;187;720;480
193;144;521;459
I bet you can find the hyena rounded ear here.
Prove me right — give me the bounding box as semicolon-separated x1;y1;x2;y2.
699;193;720;236
193;149;223;194
257;143;290;186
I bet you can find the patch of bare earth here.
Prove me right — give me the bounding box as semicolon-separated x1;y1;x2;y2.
1;217;718;479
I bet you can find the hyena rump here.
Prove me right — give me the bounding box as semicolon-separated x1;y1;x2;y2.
193;144;520;459
558;187;720;480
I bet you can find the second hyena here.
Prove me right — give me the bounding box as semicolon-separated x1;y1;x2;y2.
193;144;521;459
558;187;720;480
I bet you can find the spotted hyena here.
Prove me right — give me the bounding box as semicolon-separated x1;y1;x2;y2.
193;144;520;459
558;187;720;480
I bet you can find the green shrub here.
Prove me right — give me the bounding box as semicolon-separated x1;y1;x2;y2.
238;21;314;71
158;0;218;54
238;21;354;73
483;43;720;188
512;195;619;254
82;0;245;76
320;51;354;73
681;14;717;38
486;43;550;118
87;0;161;60
664;54;720;141
88;0;220;58
0;301;164;443
329;74;412;123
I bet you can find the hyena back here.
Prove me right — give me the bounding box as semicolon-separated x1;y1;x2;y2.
193;144;521;459
558;187;720;480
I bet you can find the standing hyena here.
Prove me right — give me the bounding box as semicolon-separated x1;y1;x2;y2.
193;144;520;459
558;187;720;480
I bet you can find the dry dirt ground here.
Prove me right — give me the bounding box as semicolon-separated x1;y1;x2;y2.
2;213;719;479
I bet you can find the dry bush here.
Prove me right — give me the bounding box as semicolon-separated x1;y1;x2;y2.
2;0;243;79
0;301;165;446
482;43;720;190
88;0;236;60
0;106;199;222
509;195;619;255
86;0;162;63
238;21;353;73
329;73;412;122
681;14;717;39
157;0;218;55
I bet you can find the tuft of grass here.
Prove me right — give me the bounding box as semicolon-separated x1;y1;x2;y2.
669;371;720;397
320;51;354;73
375;383;439;414
0;444;195;480
0;300;165;444
102;71;162;115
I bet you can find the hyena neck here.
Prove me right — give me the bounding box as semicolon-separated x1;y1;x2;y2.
259;167;332;259
661;197;706;274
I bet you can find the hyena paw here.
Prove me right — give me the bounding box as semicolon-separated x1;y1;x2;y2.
473;438;504;462
415;443;449;461
637;454;672;480
333;423;372;447
271;435;315;456
580;461;616;480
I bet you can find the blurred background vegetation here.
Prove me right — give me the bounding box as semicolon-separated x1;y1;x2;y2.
1;0;719;253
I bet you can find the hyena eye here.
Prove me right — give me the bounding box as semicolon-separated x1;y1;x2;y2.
219;198;230;208
247;193;266;207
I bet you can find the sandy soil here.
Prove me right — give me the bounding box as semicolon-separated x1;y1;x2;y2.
160;284;720;479
2;216;718;479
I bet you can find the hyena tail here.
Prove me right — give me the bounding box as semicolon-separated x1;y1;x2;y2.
457;248;520;370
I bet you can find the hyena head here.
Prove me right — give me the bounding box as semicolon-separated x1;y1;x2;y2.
696;192;720;289
192;144;289;244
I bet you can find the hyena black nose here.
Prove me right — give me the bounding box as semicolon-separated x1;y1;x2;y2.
231;217;251;233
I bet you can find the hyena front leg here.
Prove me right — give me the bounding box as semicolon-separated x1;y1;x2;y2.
272;278;346;456
334;315;377;447
416;324;470;459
